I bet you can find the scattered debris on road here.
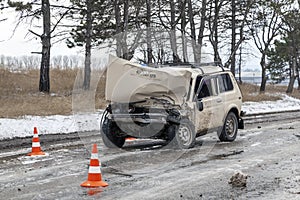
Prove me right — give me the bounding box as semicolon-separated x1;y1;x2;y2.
229;172;248;187
212;150;244;159
278;127;295;130
294;134;300;139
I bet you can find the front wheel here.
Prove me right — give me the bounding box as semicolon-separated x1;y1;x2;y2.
218;112;238;142
101;118;125;148
167;119;196;149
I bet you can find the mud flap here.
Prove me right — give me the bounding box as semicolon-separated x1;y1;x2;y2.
238;118;244;129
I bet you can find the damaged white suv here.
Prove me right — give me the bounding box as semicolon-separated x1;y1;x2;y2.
101;56;244;149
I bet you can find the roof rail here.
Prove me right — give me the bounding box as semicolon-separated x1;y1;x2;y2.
159;61;225;72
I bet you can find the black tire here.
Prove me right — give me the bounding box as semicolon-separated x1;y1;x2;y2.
218;112;238;142
167;119;196;149
101;118;125;148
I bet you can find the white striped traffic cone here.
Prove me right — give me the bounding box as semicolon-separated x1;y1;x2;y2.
81;144;108;187
27;127;46;156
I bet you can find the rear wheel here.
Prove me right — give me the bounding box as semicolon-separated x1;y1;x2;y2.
101;118;125;148
168;119;196;149
218;112;238;142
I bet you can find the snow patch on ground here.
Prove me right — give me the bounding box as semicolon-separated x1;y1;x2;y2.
18;154;52;165
1;94;300;140
0;112;102;140
242;94;300;115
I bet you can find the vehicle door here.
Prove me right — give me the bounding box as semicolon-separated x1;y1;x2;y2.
194;75;225;133
217;73;241;120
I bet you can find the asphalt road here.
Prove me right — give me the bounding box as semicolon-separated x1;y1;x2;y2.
0;114;299;199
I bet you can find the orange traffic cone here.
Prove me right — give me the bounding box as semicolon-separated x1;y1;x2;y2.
81;144;108;188
126;137;136;141
27;127;46;156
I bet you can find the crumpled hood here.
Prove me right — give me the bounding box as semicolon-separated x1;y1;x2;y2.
105;55;192;105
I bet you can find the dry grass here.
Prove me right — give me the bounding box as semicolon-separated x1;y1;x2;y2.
0;68;106;118
239;82;300;102
1;68;300;118
0;69;73;118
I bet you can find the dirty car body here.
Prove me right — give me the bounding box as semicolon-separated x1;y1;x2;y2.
101;56;244;149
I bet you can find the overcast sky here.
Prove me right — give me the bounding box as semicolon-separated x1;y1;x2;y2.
0;9;80;57
0;8;260;70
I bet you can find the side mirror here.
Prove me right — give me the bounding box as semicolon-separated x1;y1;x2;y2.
197;101;204;111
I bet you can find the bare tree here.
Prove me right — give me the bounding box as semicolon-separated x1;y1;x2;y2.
157;0;181;62
37;0;51;92
69;55;80;69
281;8;300;93
6;56;13;68
224;0;252;74
22;56;30;69
62;55;69;69
180;0;188;62
207;0;224;64
187;0;199;63
22;55;37;70
8;0;72;92
248;0;283;92
146;0;153;63
230;0;236;74
0;55;5;67
114;0;122;57
52;55;62;69
13;56;23;69
198;0;208;63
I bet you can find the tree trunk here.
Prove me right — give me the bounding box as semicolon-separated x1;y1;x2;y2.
83;0;92;90
198;0;207;63
287;76;296;94
295;54;300;90
170;0;180;63
146;0;153;63
238;45;242;83
231;0;236;76
296;62;300;90
260;56;267;92
39;0;51;93
180;0;187;62
287;58;296;93
260;69;267;93
187;0;198;63
114;0;122;57
210;0;221;63
214;0;219;63
121;0;130;60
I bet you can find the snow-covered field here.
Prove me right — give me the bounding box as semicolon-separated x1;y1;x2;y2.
1;94;300;140
242;94;300;115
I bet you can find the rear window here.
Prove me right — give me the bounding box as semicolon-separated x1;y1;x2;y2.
218;74;233;93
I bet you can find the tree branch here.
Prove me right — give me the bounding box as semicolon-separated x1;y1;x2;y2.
50;9;70;34
28;29;41;38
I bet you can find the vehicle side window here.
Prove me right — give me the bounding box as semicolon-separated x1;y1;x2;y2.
194;76;202;95
198;79;213;99
218;74;233;93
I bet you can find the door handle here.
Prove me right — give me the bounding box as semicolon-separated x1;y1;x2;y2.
216;99;222;103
